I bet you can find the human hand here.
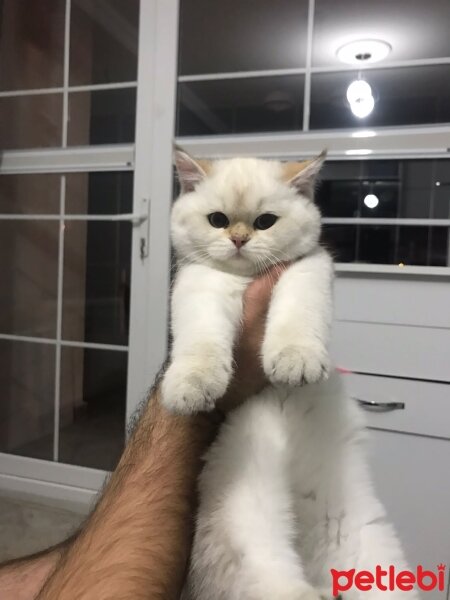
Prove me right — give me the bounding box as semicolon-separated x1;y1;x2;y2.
218;263;289;412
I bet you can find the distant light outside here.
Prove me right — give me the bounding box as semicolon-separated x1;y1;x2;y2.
364;193;379;209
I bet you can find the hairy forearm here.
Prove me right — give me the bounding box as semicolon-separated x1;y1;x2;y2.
38;387;217;600
0;545;65;600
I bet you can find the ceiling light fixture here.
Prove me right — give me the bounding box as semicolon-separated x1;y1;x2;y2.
337;39;392;65
345;149;373;156
347;79;375;118
351;130;377;138
363;193;379;209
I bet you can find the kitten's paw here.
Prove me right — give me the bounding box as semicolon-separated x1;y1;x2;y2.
263;341;329;387
161;352;232;414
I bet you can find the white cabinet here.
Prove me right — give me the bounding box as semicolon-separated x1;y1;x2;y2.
366;429;450;600
333;273;450;600
344;372;450;596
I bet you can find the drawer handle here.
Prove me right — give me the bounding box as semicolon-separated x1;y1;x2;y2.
354;398;405;412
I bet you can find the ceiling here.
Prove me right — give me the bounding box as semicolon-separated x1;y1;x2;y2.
179;0;450;75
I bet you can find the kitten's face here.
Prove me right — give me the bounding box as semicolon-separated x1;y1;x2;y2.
171;152;324;276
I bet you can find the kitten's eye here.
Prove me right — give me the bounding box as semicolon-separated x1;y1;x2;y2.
253;213;278;230
207;212;229;228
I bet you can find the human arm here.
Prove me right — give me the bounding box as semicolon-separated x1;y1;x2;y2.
0;264;284;600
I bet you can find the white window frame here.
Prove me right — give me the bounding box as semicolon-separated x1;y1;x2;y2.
0;0;178;507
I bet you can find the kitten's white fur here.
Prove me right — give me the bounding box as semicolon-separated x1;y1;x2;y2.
163;151;416;600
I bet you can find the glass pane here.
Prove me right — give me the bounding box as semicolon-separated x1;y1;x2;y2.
59;347;126;470
0;94;63;150
0;174;60;214
179;0;308;75
359;181;399;218
313;0;450;67
0;221;59;337
67;88;137;146
0;0;65;91
62;221;131;345
317;181;359;218
396;226;428;266
70;0;139;86
321;225;357;262
358;226;396;264
310;66;450;130
429;228;449;266
65;172;133;214
0;340;54;460
177;76;304;136
432;160;450;219
400;159;450;219
322;225;449;266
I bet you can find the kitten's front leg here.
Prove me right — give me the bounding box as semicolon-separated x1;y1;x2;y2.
263;249;333;387
162;264;246;414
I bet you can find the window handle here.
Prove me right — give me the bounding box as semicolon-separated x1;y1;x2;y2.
353;398;405;412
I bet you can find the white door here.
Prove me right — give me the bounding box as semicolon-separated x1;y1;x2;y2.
0;0;178;506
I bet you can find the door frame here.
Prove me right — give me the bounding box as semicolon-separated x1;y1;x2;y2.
0;0;179;508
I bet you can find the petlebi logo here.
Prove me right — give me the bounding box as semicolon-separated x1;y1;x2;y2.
331;564;447;596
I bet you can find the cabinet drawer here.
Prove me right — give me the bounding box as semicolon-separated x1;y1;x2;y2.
335;276;450;328
331;321;450;382
345;373;450;439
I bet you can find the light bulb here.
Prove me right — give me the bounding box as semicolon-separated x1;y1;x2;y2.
350;94;375;118
364;194;379;209
346;80;372;104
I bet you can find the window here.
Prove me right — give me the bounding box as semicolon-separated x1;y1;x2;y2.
0;0;140;471
319;159;450;267
177;0;450;134
0;0;139;151
0;172;133;470
177;0;450;270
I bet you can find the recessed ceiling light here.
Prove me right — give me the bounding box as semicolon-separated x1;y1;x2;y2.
351;130;377;138
345;149;373;156
337;39;392;65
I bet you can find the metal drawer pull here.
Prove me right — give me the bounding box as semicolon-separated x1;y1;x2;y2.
354;398;405;412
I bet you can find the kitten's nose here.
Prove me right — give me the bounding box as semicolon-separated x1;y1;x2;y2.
231;236;248;249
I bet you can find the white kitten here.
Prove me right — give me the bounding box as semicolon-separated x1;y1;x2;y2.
162;149;416;600
163;149;330;414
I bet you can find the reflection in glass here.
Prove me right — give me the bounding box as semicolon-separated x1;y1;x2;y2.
317;181;359;217
179;0;308;75
0;174;60;214
318;159;450;220
68;88;137;146
321;225;357;262
70;0;139;86
0;340;54;460
359;182;399;218
65;172;133;215
0;221;58;337
429;228;449;267
310;66;450;130
321;224;449;266
177;76;304;136
59;347;126;470
62;221;131;345
358;226;396;264
0;94;63;150
0;0;65;91
312;0;450;67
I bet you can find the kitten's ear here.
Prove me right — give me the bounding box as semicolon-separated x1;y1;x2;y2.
173;146;212;194
283;149;327;197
